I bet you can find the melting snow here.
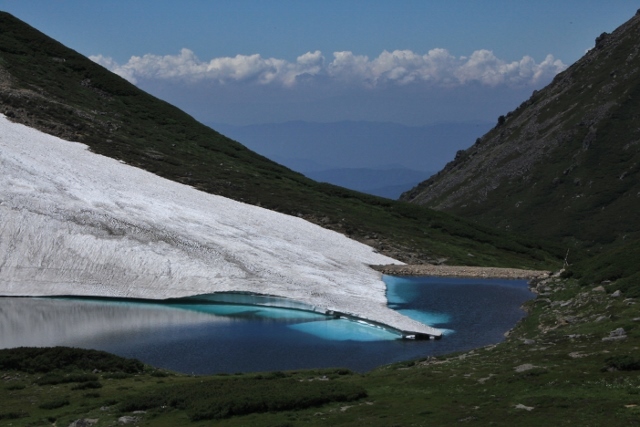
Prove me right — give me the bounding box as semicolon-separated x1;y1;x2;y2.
0;114;440;337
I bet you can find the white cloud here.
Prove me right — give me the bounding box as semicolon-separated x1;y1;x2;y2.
90;48;566;88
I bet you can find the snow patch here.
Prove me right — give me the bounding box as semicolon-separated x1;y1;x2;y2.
0;114;441;337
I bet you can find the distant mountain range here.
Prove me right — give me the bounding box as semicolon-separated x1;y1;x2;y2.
211;120;490;198
303;167;433;199
211;120;492;172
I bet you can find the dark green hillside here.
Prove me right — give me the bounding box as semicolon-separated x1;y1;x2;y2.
402;11;640;254
0;11;559;268
566;238;640;298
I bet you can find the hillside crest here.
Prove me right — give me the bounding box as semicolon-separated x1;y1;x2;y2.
401;10;640;250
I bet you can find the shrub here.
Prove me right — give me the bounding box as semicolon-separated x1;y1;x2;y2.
0;347;144;374
35;373;98;386
119;377;367;421
605;355;640;371
0;412;29;420
5;383;26;390
39;399;70;410
71;381;103;390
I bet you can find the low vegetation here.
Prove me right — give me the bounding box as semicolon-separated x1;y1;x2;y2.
1;270;638;426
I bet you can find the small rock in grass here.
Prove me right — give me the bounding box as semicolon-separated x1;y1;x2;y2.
610;327;626;337
118;416;139;425
68;419;99;427
602;327;627;341
515;403;534;411
592;285;606;292
611;290;622;298
523;339;536;345
569;352;587;359
514;364;537;373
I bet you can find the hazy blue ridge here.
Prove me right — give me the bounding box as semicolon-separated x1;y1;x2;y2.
304;167;433;199
210;120;493;173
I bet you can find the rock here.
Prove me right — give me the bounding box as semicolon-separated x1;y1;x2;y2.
523;339;536;345
611;290;622;297
68;419;98;427
514;363;537;373
515;403;534;411
602;335;627;341
118;416;139;425
595;315;609;322
592;285;606;292
478;374;495;384
602;327;627;341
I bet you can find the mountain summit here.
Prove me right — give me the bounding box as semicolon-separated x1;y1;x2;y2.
402;11;640;250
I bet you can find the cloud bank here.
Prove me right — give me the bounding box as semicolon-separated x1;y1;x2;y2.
91;48;566;88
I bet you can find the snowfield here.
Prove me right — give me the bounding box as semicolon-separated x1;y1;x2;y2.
0;114;441;337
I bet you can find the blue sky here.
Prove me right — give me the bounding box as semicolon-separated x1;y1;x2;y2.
1;1;638;126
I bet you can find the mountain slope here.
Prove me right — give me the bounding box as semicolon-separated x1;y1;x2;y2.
401;11;640;252
0;11;560;268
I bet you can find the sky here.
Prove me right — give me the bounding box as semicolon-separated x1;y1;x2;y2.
0;1;638;126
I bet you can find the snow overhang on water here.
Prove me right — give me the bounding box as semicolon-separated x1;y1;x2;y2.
0;114;441;338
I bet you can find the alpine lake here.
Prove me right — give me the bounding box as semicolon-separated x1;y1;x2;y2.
0;276;534;374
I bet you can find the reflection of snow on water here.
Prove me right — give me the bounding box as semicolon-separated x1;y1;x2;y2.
288;319;399;341
0;297;226;349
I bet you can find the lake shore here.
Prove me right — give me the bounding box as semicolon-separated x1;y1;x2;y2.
371;264;552;280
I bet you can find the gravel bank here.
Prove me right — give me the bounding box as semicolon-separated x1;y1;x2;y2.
371;264;552;280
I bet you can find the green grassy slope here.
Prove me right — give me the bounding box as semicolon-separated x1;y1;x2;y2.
0;11;560;268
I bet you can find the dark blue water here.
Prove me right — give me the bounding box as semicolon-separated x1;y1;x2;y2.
0;276;533;374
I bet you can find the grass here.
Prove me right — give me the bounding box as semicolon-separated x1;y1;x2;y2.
1;275;638;426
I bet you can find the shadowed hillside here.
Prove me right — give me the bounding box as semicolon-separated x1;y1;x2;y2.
402;11;640;256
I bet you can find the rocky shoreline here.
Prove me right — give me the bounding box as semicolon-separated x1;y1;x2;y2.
371;264;552;280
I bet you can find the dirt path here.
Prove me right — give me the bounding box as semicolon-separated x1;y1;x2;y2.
370;264;552;280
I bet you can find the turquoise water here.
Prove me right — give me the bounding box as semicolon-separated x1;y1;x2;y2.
0;276;533;373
